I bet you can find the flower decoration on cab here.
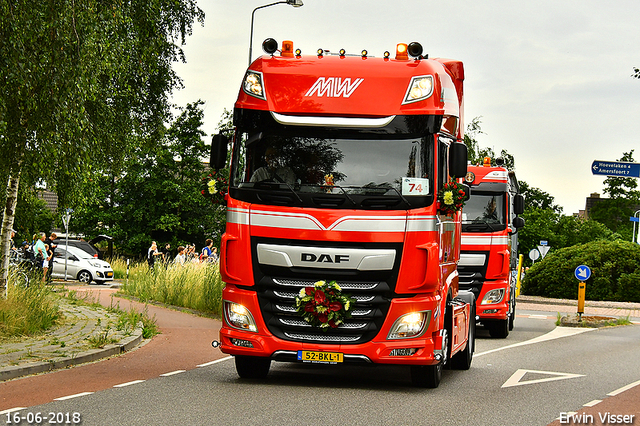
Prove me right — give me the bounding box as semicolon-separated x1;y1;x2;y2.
201;169;229;205
437;179;466;216
295;280;357;330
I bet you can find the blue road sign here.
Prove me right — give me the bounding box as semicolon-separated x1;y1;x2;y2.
630;217;640;223
574;265;592;281
592;160;640;178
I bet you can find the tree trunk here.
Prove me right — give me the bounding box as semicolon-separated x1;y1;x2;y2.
1;172;22;297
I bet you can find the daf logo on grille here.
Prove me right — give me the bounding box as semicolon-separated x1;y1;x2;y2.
301;253;350;264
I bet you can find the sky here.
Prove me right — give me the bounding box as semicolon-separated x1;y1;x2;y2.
170;0;640;215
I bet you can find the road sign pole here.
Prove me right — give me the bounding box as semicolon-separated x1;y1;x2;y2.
577;281;586;321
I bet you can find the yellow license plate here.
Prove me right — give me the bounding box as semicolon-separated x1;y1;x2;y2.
297;350;343;364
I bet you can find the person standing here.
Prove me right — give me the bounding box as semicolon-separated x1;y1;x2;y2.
201;239;213;262
147;241;162;269
33;232;47;269
174;246;186;265
44;232;58;283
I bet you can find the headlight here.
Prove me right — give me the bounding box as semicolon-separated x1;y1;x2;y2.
242;71;266;100
402;75;433;104
481;289;505;305
225;301;258;332
387;311;431;339
90;262;102;268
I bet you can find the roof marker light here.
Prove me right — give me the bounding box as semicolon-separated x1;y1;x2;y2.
396;43;408;60
295;48;302;57
281;40;294;57
317;48;324;57
361;50;368;58
383;51;390;59
339;48;346;57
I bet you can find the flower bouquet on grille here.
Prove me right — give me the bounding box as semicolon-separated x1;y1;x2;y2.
437;179;466;216
295;280;357;330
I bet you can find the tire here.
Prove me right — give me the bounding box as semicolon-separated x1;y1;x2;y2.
489;318;509;338
508;296;516;331
411;328;448;388
234;356;271;379
77;270;93;284
451;301;475;370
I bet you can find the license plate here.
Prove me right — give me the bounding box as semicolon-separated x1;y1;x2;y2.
297;350;343;364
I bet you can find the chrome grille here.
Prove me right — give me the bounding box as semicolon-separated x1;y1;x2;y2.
284;332;362;342
273;278;378;291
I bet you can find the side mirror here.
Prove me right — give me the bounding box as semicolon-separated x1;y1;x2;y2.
210;133;229;170
513;194;525;215
512;216;525;230
460;183;470;201
449;142;468;178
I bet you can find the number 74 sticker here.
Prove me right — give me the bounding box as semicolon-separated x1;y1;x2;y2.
402;177;430;196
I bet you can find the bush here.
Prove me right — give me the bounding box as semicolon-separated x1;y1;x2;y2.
521;239;640;302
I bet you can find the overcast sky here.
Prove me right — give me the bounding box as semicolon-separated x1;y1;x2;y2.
171;0;640;215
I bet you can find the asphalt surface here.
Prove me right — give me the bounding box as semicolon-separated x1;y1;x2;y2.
1;283;639;424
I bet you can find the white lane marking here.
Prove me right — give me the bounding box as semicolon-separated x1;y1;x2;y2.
54;392;94;401
476;326;596;357
0;408;26;415
502;369;585;388
160;370;186;377
607;379;640;396
528;314;550;319
583;400;602;407
113;380;145;388
197;356;233;367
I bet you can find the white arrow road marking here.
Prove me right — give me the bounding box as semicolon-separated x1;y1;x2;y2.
476;326;596;357
502;369;585;388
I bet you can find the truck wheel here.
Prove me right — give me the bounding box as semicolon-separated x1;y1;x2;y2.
234;356;271;379
508;297;516;331
450;302;475;370
489;319;509;338
411;329;448;388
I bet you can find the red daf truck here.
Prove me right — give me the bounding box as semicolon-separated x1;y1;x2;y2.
457;158;524;338
210;39;475;387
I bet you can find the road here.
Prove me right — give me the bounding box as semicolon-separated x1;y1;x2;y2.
2;298;639;425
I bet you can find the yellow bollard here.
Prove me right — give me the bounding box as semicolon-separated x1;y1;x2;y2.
515;254;524;297
577;281;586;321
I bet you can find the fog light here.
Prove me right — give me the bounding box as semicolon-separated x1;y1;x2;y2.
231;338;254;348
225;301;258;332
388;311;430;339
389;348;417;356
481;289;505;305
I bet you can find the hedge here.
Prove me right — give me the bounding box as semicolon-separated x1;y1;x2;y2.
521;239;640;302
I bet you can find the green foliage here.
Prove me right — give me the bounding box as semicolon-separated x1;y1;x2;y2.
72;102;226;256
522;240;640;302
518;181;562;213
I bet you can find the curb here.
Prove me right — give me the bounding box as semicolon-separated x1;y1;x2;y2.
516;295;640;310
0;328;143;382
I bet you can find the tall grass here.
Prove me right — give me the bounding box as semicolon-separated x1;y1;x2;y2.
0;272;61;339
119;260;224;316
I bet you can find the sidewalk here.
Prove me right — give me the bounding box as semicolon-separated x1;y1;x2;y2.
516;294;640;321
0;284;143;382
1;287;639;383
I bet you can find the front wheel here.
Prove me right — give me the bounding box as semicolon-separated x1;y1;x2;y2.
489;318;509;338
411;328;448;388
234;356;271;379
77;270;93;284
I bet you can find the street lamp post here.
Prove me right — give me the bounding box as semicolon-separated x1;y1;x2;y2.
248;0;303;66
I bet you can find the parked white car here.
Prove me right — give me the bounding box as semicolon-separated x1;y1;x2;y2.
51;245;114;284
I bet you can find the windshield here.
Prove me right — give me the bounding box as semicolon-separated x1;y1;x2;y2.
230;131;435;209
461;192;506;231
